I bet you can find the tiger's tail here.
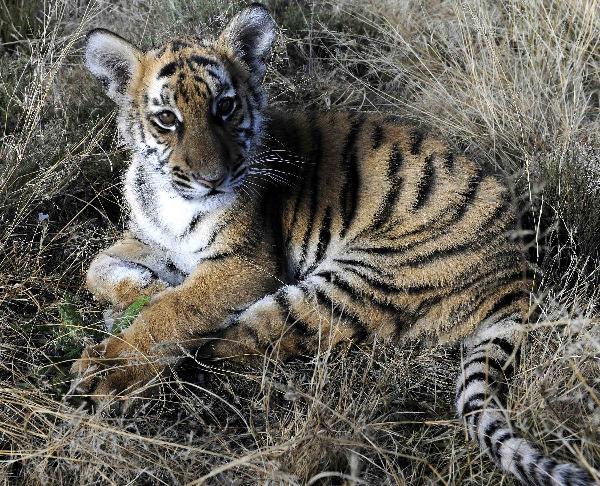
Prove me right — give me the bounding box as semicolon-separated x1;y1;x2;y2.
456;314;594;485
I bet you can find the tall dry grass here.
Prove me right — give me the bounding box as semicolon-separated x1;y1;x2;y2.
0;0;599;484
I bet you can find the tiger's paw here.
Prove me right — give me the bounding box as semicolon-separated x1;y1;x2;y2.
69;334;164;414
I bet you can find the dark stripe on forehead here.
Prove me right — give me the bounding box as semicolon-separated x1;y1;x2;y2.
187;55;220;69
190;74;212;97
158;62;179;79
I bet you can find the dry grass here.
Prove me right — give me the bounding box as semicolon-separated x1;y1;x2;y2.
1;0;599;484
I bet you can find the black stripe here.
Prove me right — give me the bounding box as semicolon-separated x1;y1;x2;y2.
353;245;401;255
312;207;332;268
275;289;315;337
471;337;515;358
173;179;193;189
485;290;526;320
456;371;489;397
264;195;287;284
314;288;368;342
295;114;323;278
443;152;455;171
371;123;384;149
370;143;403;231
339;114;365;237
514;452;535;486
333;257;388;278
316;270;409;318
188;55;219;68
455;166;483;219
172;168;191;182
401;200;509;268
410;255;521;315
189;74;212;97
463;353;507;375
200;251;235;262
539;458;559;485
244;94;255;136
158;62;178;78
134;166;157;219
342;265;401;294
461;393;486;416
184;213;207;235
412;154;435;211
409;129;426;155
136;115;146;144
316;271;363;304
358;164;482;255
525;450;542;485
280;116;310;246
196;224;224;253
159;89;169;105
490;430;514;462
206;68;223;82
457;357;510;401
482;419;504;460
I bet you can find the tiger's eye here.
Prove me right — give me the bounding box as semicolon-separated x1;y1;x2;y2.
216;97;235;117
156;110;177;127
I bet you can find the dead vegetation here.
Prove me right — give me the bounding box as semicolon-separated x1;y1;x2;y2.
1;0;599;484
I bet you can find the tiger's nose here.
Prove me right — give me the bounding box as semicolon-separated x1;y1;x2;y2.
195;174;225;189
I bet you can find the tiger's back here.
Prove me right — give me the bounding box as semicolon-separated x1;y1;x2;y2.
263;109;528;345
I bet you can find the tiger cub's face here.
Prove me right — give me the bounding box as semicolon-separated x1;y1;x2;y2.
84;6;275;200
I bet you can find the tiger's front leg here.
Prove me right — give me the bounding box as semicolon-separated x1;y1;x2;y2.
86;231;183;310
71;250;280;410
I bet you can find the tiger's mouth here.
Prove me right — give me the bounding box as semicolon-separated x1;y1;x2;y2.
171;180;230;199
170;172;247;200
167;157;250;200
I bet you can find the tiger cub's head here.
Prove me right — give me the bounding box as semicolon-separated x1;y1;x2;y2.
85;5;276;199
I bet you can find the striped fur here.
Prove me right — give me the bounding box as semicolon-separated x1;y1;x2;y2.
70;6;595;485
458;316;592;486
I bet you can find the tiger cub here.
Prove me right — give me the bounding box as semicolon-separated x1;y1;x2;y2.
71;5;594;485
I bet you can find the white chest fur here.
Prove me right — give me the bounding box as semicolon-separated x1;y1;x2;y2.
124;160;236;275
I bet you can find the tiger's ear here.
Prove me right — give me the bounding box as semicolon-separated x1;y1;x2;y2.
85;29;142;101
217;4;276;76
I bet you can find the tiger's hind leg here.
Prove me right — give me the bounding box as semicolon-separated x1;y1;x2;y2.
86;231;184;310
457;314;594;486
201;273;381;364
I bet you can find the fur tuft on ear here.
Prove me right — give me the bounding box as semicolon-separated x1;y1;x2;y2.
85;29;141;101
217;4;276;76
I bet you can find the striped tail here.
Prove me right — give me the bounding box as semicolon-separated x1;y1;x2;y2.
456;314;594;486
